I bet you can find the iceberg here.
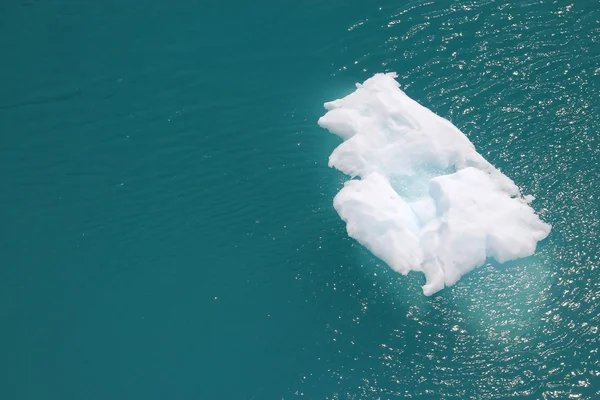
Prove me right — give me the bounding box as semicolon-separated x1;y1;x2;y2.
318;73;551;295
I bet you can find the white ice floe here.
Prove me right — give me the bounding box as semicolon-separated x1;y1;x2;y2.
318;73;551;295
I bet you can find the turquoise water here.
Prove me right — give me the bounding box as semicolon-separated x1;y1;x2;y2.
1;0;599;398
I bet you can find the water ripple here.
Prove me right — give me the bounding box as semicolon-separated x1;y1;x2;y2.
301;0;600;398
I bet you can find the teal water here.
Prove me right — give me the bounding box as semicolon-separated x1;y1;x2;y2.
1;0;599;399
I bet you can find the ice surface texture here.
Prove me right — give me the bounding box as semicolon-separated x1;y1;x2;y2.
318;73;551;295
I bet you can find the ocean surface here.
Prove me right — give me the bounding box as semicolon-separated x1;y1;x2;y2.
1;0;599;399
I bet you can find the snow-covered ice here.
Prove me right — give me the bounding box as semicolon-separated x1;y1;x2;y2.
318;73;551;295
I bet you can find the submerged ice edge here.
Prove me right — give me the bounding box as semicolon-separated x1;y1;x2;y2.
318;73;551;295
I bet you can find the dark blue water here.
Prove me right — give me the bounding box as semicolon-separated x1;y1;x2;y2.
1;0;599;398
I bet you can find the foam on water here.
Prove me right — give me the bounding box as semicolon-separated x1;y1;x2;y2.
318;73;551;295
